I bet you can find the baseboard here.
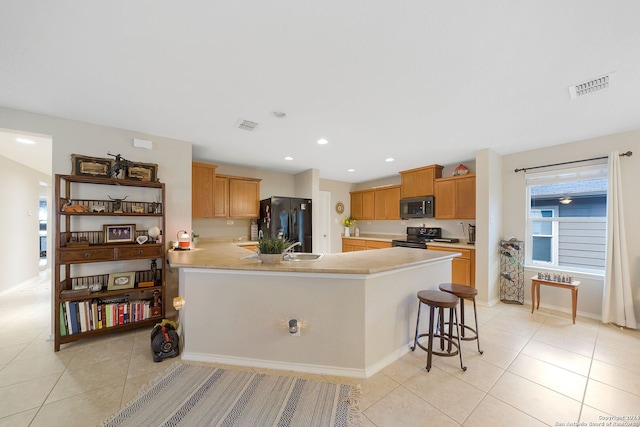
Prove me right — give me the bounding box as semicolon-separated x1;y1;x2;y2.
363;345;412;378
181;352;368;378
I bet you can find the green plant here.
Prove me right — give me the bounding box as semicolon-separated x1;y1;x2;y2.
257;237;291;254
341;215;356;228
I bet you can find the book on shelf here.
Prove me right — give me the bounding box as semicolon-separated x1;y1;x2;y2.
59;304;67;336
69;302;79;335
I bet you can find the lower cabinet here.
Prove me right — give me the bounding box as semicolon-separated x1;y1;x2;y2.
342;238;392;252
428;245;475;288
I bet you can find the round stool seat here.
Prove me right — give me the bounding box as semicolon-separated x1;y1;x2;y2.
417;290;459;308
439;283;478;298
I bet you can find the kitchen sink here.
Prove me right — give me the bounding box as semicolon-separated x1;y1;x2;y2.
283;253;325;262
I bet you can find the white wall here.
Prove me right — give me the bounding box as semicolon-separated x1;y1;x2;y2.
0;106;193;315
475;148;502;305
0;156;49;294
501;130;640;321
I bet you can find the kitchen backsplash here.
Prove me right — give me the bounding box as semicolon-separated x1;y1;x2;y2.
353;218;475;240
192;217;253;240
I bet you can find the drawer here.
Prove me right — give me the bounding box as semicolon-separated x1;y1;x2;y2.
59;248;116;263
428;246;471;259
366;240;392;249
342;238;366;247
117;245;164;259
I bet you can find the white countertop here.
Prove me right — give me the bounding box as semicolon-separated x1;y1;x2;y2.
168;241;459;275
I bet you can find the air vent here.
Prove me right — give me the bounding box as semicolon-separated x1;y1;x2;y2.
568;73;613;99
236;119;258;131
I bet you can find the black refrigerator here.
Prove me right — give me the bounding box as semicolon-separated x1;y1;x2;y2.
259;197;312;253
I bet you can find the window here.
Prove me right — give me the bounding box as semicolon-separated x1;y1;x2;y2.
526;163;608;274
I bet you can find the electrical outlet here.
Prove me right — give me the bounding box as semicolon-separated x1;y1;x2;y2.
227;220;234;225
457;221;464;226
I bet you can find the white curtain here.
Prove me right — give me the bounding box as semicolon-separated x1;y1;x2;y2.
602;151;637;328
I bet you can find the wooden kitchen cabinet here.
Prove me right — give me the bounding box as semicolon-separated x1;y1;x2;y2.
351;186;399;220
213;173;261;219
228;177;260;218
342;238;367;252
434;174;476;219
192;162;217;218
213;175;229;217
192;162;260;219
428;245;475;288
342;238;392;252
364;240;392;250
374;186;401;220
350;190;375;220
399;164;443;198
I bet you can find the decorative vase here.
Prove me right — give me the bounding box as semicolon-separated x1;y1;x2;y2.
344;227;350;237
258;253;283;264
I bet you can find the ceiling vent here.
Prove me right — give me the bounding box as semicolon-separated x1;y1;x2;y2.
568;73;613;99
236;119;259;131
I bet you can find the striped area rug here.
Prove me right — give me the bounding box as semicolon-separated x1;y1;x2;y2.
101;363;360;427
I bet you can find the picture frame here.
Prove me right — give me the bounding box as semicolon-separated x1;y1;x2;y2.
103;224;136;244
107;272;136;291
126;162;158;182
71;154;113;177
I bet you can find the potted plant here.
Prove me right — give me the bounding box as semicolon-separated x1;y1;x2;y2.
341;215;356;237
257;237;290;264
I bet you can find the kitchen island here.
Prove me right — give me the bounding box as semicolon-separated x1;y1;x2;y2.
169;242;459;378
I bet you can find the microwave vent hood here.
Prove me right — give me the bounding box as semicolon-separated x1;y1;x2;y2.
400;196;434;219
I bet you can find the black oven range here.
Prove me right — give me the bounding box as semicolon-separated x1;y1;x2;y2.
392;227;459;249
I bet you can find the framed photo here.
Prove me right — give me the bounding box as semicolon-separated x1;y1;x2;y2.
107;272;136;291
71;154;113;177
126;162;158;182
103;224;136;244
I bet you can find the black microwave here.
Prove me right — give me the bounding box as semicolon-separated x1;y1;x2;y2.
400;196;434;219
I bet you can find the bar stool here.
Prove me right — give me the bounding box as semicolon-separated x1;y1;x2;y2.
410;290;466;372
439;283;483;354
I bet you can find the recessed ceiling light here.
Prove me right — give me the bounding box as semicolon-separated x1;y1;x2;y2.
16;137;35;144
347;169;355;172
317;138;328;145
284;156;294;161
385;158;395;162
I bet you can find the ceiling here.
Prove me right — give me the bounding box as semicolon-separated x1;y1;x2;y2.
1;1;639;183
0;131;51;175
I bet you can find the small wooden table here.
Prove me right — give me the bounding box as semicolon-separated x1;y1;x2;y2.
531;276;581;324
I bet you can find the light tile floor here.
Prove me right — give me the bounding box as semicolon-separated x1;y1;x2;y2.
1;270;640;426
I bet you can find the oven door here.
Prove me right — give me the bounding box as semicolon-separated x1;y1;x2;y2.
392;240;427;249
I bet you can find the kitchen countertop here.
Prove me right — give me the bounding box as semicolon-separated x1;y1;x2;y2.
342;233;475;250
168;241;459;275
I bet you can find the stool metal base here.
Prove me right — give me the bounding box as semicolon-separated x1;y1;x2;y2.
440;285;483;355
411;299;467;372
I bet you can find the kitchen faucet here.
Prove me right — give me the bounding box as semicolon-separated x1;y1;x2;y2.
283;241;301;252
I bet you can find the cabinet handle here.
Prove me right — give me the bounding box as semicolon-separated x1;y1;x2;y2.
84;253;91;258
138;249;144;255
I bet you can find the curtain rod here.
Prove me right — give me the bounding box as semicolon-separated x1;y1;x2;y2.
514;151;632;173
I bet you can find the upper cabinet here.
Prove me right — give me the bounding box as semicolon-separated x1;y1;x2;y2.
399;164;443;198
350;186;400;220
434;174;476;219
192;162;217;218
192;162;261;219
374;185;401;220
350;189;375;220
228;177;260;218
213;175;229;217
